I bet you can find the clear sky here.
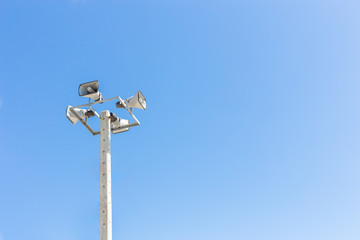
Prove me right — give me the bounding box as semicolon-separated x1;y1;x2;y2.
1;0;360;240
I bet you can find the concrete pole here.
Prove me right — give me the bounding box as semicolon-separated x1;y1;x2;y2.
100;111;112;240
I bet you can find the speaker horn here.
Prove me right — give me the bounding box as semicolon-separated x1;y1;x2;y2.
110;113;130;134
78;80;103;101
66;106;95;124
66;106;87;124
116;90;146;110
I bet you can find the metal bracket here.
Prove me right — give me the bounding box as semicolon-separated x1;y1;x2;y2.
69;96;141;136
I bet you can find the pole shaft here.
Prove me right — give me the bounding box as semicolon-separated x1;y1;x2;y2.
100;111;112;240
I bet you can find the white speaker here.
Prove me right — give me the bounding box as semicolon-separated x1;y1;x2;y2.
116;90;146;110
111;115;130;134
66;105;87;124
78;80;103;101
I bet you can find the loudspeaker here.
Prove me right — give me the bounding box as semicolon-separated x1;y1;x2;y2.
66;106;87;124
78;80;103;101
116;90;146;110
112;117;130;134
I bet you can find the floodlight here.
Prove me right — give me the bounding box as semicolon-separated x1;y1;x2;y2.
78;80;103;101
116;90;146;110
66;106;95;124
110;113;130;133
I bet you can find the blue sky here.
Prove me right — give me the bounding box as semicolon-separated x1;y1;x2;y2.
1;0;360;239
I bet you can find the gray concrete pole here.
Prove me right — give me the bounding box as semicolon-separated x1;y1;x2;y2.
100;111;112;240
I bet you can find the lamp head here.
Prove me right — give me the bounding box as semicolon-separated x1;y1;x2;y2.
78;80;103;101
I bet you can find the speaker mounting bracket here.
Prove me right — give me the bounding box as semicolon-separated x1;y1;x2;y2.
69;96;140;136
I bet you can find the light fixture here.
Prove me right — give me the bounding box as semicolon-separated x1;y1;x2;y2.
78;80;103;101
66;105;95;124
116;90;146;110
110;113;130;133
